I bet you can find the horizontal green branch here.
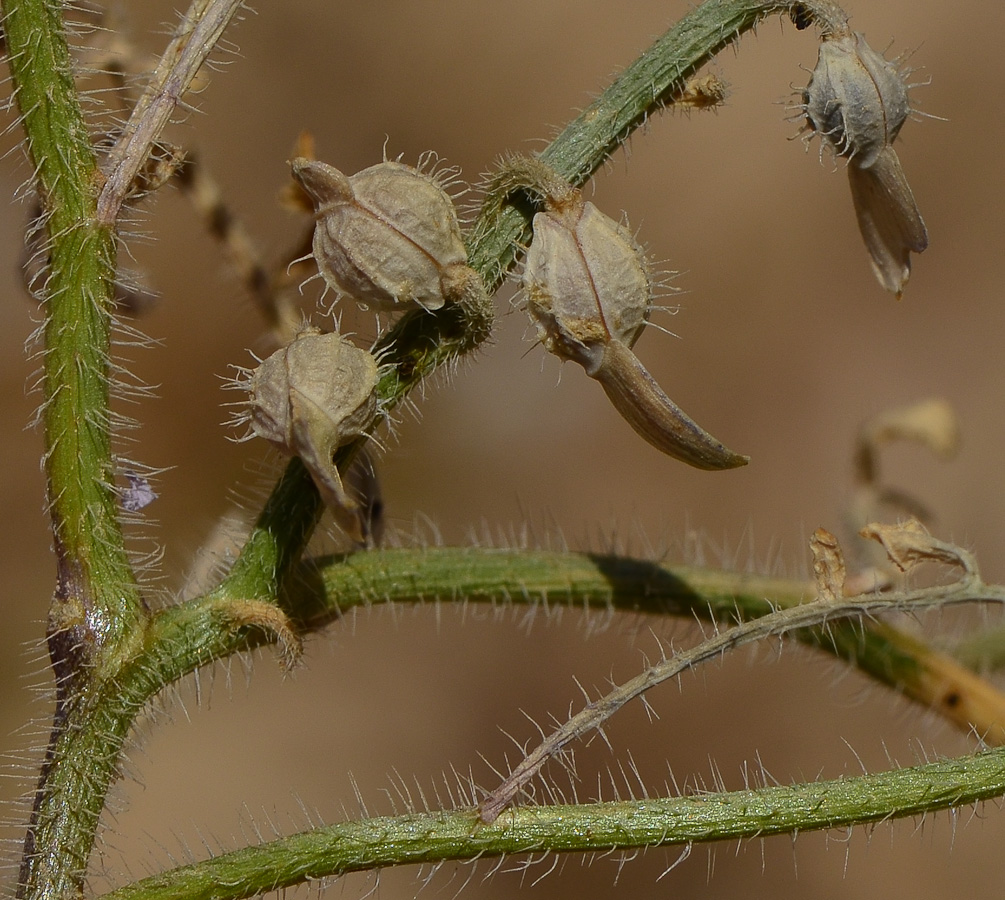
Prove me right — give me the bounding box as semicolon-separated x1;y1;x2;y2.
99;746;1005;900
286;548;1005;743
125;548;1005;748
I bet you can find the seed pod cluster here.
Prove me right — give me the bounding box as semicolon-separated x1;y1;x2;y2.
248;327;380;540
522;179;747;471
291;157;472;311
803;31;928;297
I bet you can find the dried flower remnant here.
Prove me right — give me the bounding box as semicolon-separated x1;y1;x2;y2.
290;156;471;311
522;181;747;470
803;31;928;297
248;328;380;541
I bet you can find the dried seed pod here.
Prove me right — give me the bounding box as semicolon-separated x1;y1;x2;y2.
803;32;928;296
804;32;910;167
522;185;747;471
249;328;380;539
291;157;469;311
524;194;649;375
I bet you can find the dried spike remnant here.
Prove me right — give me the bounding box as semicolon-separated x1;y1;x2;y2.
803;32;928;297
523;185;747;470
291;157;469;311
249;328;379;540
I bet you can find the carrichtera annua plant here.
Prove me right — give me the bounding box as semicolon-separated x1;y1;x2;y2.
7;1;1005;899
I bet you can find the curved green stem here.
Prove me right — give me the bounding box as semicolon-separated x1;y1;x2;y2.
99;747;1005;900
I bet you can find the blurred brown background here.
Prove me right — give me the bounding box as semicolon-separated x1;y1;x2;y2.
2;1;1004;897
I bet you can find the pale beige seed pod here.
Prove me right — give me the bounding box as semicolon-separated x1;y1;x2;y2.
291;157;469;311
524;194;649;375
249;327;380;540
803;32;928;297
523;189;747;471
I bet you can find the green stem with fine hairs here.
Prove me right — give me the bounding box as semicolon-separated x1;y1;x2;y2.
4;1;144;897
97;745;1005;900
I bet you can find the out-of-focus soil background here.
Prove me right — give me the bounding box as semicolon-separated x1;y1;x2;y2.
2;2;1004;897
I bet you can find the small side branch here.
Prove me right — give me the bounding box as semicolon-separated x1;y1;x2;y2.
95;0;246;224
480;564;1003;822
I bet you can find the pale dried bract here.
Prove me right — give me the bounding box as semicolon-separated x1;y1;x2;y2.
291;157;469;311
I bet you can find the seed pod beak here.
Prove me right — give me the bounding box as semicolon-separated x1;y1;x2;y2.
592;341;748;470
847;146;929;298
289;157;354;210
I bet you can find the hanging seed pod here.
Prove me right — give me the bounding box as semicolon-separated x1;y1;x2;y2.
249;328;380;540
291;157;470;311
522;184;747;471
524;194;649;375
803;32;928;296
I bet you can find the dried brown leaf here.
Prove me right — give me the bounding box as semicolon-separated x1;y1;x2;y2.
810;527;846;602
860;518;978;581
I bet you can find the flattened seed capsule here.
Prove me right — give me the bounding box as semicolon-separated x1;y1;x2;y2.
802;32;928;296
522;185;746;471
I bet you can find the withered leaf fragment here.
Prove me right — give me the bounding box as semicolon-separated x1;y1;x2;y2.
860;518;979;582
291;157;469;311
809;526;846;602
804;32;928;297
249;328;379;540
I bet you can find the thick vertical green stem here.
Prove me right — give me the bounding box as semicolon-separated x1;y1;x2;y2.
4;2;144;897
4;0;143;655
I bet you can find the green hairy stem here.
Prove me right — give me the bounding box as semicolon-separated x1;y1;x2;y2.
98;747;1005;900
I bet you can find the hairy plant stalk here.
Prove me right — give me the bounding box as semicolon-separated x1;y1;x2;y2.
3;2;144;894
97;747;1005;900
3;0;249;895
292;548;1005;747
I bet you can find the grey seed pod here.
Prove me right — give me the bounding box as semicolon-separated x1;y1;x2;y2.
524;196;649;375
803;32;928;296
523;188;746;471
804;32;910;168
249;328;379;539
291;157;469;311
